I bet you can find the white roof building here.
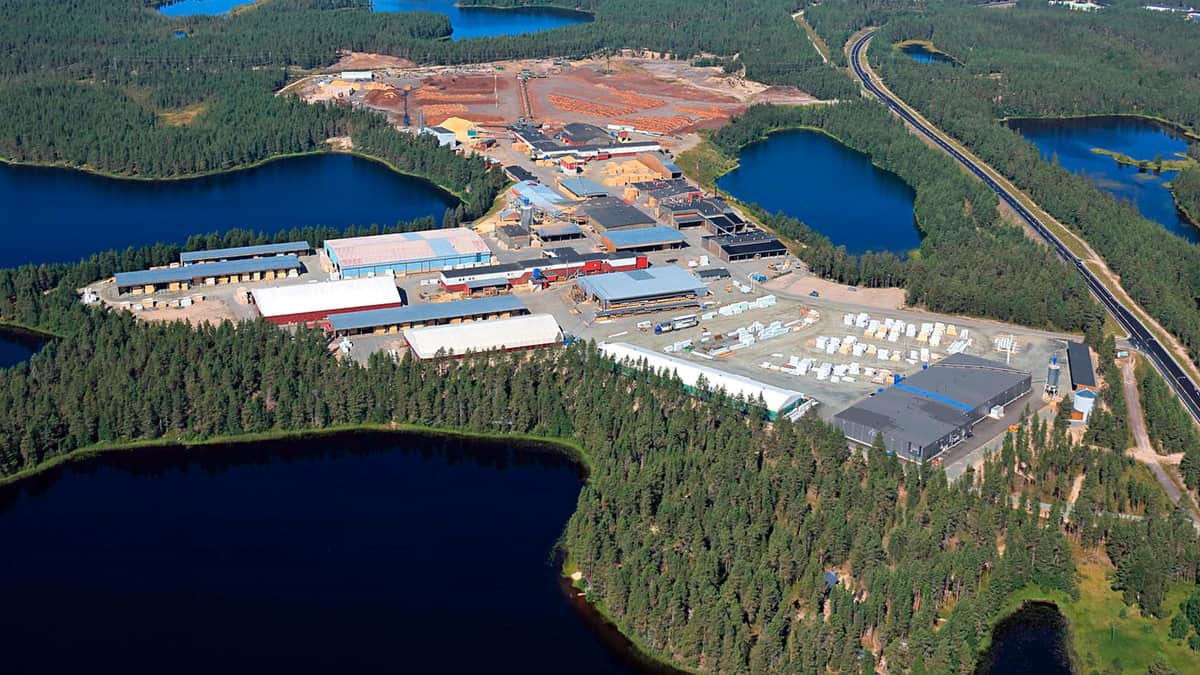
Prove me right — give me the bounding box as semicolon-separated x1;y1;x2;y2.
599;342;816;419
403;313;562;359
252;276;402;324
340;71;374;81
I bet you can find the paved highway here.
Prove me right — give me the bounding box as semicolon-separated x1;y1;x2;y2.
849;30;1200;426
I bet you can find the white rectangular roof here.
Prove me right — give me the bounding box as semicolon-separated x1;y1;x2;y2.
252;276;401;318
325;228;490;269
404;314;562;359
599;342;809;414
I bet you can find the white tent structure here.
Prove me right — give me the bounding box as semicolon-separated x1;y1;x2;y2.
599;342;817;420
404;313;562;359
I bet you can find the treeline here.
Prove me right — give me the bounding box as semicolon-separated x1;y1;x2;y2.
1173;166;1200;229
0;234;1198;670
1139;359;1200;491
708;103;1102;333
804;0;1200;368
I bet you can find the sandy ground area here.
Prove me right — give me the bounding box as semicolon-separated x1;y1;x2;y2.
136;296;238;326
764;275;907;310
298;55;829;134
332;51;416;70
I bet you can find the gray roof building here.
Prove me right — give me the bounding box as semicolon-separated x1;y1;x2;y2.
114;255;302;293
180;241;310;265
329;296;528;335
833;354;1032;463
576;266;706;312
1066;341;1097;390
581;197;656;232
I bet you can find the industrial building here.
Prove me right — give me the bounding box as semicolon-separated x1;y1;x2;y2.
697;267;731;281
575;266;707;316
1066;341;1097;391
532;222;585;243
404;313;562;359
180;241;310;265
421;125;457;148
324;229;492;279
114;256;302;296
512;124;661;160
328;296;528;336
833;354;1032;463
496;225;531;250
510;180;572;218
599;226;687;253
1072;390;1097;423
252;276;403;326
599;342;818;420
439;249;647;293
504;165;537;183
657;196;744;233
629;178;701;205
636;153;683;180
580;197;656;233
557;176;609;200
706;230;788;262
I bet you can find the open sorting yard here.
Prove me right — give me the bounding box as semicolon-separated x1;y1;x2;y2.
297;56;818;133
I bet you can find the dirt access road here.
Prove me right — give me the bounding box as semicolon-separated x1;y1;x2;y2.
1120;357;1200;526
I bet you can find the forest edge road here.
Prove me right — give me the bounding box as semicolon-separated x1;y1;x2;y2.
847;29;1200;432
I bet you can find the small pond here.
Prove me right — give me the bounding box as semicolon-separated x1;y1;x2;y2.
716;129;920;256
1009;115;1198;242
899;43;956;65
0;329;44;369
976;601;1072;675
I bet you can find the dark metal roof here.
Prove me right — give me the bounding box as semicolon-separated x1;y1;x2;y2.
1067;342;1096;388
603;227;687;249
697;267;731;280
180;241;309;264
504;166;537;183
533;222;584;238
713;231;786;255
115;256;302;288
834;354;1031;449
583;197;655;230
563;123;610;143
329;296;527;332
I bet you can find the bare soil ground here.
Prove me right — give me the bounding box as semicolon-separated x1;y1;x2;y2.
137;297;236;326
300;56;829;133
332;51;416;71
764;275;907;310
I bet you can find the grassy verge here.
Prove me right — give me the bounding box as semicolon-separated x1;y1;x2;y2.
991;548;1196;673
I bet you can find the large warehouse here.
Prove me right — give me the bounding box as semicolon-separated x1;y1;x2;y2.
580;197;657;233
114;256;302;296
403;313;562;359
180;241;310;265
706;230;788;262
600;226;687;253
252;276;403;325
324;229;493;278
575;266;707;316
833;354;1032;463
599;342;818;420
328;296;529;336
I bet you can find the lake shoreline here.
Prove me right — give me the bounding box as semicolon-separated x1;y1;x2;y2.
0;419;693;673
1002;112;1200;143
0;148;466;204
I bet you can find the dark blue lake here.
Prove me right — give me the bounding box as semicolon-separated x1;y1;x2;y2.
899;43;955;65
373;0;592;40
1009;116;1198;242
0;329;43;368
158;0;593;38
717;129;919;256
2;153;457;268
976;601;1072;675
0;433;664;675
157;0;254;16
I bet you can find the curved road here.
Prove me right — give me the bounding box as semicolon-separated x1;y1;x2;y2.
850;30;1200;426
